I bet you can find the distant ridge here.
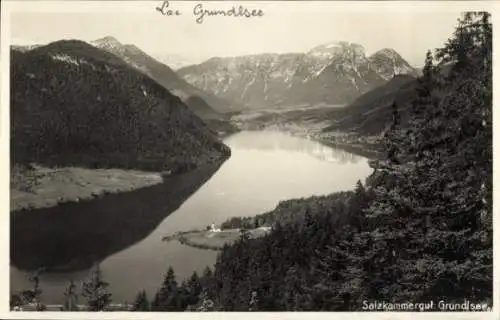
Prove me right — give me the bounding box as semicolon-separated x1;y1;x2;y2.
90;36;242;114
178;41;419;110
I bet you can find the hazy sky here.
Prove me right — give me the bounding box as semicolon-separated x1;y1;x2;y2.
7;1;495;67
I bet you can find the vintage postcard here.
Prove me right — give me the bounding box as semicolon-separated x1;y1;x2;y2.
0;0;497;318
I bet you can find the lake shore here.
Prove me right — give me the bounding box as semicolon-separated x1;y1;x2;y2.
230;105;384;160
11;131;372;305
11;164;164;212
313;134;383;160
162;227;272;251
232;118;383;160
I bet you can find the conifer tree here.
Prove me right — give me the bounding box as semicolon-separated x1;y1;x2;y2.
151;266;180;311
31;271;43;310
81;264;112;311
186;271;202;306
239;228;251;242
386;101;401;164
132;290;150;311
63;280;78;311
283;265;307;310
21;268;46;311
360;11;492;302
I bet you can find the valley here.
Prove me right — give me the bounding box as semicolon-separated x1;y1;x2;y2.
9;37;405;215
8;37;420;307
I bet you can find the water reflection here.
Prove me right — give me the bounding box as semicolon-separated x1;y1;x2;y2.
11;162;224;273
10;131;372;304
224;131;361;164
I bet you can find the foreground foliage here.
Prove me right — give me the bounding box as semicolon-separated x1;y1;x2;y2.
193;11;492;311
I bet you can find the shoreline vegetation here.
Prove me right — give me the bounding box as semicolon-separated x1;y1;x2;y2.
163;192;355;252
162;227;272;251
9;124;372;214
234;123;384;160
230;107;385;160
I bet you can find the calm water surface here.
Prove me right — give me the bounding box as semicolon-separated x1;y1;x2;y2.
11;131;372;304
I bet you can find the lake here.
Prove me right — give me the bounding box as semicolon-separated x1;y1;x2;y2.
10;130;372;305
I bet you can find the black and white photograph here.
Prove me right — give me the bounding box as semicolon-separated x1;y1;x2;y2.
2;0;495;314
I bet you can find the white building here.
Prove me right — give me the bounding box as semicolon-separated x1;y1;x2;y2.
210;223;221;233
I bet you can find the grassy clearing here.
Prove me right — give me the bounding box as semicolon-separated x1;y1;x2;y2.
163;228;271;251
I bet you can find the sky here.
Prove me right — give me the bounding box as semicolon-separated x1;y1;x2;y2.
6;1;495;67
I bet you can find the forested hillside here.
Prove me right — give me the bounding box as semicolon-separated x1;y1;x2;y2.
11;40;230;173
322;61;455;137
323;74;418;135
91;36;240;115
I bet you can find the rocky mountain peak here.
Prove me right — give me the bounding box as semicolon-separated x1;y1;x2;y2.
368;48;418;80
370;48;403;60
92;36;123;49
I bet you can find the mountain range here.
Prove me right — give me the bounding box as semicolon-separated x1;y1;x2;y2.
11;40;230;172
11;37;421;142
11;44;43;52
12;39;417;116
178;41;419;109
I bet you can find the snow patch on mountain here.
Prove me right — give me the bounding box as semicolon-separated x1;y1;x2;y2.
241;77;256;99
51;54;79;66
